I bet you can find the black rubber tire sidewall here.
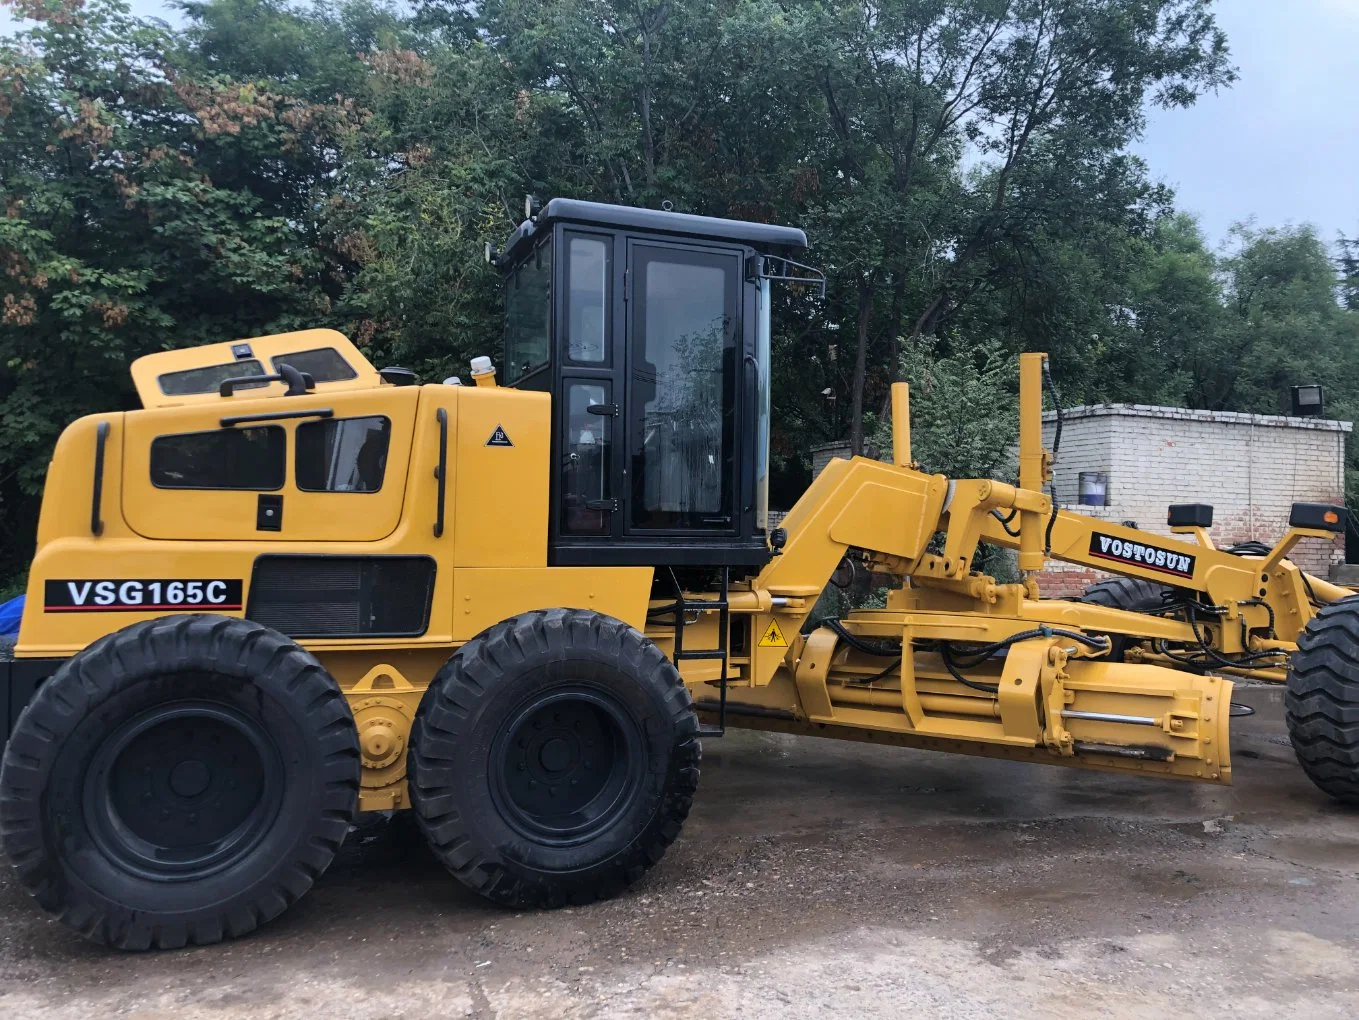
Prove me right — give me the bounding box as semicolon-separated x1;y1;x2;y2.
1079;576;1169;612
0;614;360;949
1286;598;1359;805
409;608;699;907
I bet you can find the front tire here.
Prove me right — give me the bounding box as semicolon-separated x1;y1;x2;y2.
1287;599;1359;805
0;615;360;949
409;609;700;907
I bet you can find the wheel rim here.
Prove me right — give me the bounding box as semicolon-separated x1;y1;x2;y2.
490;686;642;847
84;700;284;881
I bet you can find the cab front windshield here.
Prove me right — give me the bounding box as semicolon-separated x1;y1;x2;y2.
504;238;552;383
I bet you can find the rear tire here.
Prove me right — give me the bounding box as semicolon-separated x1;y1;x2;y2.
1079;576;1168;611
1287;599;1359;805
409;608;700;907
0;615;360;949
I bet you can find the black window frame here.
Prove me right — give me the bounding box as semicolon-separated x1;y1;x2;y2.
560;379;614;536
149;425;287;491
294;414;393;494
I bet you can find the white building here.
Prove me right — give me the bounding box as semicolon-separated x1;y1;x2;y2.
1040;404;1349;595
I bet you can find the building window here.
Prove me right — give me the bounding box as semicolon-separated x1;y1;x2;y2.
150;426;286;490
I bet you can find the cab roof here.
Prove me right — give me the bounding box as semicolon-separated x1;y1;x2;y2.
501;198;808;265
130;328;382;408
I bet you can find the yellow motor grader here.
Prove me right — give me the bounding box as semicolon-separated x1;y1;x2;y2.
1;198;1355;950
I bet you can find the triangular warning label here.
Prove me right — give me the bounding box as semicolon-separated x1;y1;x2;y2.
758;619;788;648
486;424;514;447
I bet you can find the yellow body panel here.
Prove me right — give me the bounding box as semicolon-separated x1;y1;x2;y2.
450;387;550;567
119;387;423;542
450;567;652;639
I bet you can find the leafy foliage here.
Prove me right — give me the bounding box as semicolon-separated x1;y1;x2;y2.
870;338;1018;480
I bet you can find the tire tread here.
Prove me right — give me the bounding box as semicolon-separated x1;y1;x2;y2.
409;609;699;908
1287;596;1359;804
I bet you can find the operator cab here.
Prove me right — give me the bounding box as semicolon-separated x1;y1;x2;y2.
493;198;816;569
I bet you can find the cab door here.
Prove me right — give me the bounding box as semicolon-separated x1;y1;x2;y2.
625;240;743;535
121;388;420;542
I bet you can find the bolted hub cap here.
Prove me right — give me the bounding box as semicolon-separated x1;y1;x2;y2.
538;737;573;773
84;701;283;881
490;686;642;847
169;759;212;798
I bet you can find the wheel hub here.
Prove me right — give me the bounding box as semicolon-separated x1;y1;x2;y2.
85;701;283;881
353;695;414;787
538;737;572;772
491;687;641;846
169;759;211;798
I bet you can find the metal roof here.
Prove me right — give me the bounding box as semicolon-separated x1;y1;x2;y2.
501;198;807;263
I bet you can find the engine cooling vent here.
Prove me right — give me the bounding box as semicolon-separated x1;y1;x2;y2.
247;555;435;638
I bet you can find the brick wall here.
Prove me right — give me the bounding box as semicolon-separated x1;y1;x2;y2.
1037;404;1351;596
810;441;851;479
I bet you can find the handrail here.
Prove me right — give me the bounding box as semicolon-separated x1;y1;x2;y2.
219;363;314;397
220;409;333;427
434;408;448;537
91;421;110;536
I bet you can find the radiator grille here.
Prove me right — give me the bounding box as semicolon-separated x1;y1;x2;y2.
247;556;435;638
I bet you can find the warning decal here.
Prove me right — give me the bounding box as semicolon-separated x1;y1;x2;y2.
486;423;514;447
758;619;788;648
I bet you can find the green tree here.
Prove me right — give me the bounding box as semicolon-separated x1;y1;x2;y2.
0;0;358;578
870;336;1018;480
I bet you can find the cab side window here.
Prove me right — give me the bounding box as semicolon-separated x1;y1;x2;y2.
150;426;286;490
296;416;391;493
504;238;552;383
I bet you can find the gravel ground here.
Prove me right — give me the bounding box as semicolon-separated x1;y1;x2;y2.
1;684;1356;1018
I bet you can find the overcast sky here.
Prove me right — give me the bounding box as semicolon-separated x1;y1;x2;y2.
1135;0;1359;249
4;0;1356;249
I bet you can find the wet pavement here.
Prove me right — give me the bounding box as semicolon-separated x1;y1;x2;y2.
1;684;1356;1018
